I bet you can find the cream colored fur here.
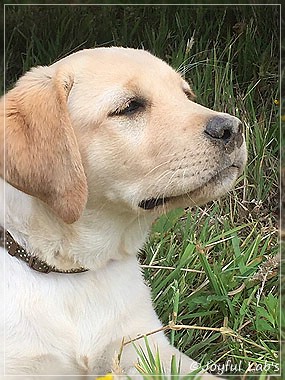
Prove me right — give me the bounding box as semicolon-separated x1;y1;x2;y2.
0;47;247;379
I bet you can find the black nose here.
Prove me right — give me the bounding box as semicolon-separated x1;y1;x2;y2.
204;116;241;145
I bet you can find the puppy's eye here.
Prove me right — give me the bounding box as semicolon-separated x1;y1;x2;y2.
184;89;196;101
115;100;144;116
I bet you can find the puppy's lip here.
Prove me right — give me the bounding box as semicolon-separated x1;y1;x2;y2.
138;197;170;210
138;164;241;210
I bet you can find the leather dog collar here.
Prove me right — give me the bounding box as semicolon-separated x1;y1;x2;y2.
0;226;88;274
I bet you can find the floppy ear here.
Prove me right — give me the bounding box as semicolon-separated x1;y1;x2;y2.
0;65;88;224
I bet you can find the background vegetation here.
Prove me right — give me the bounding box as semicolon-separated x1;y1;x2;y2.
3;4;280;380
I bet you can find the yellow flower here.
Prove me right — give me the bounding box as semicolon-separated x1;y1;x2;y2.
274;99;279;105
96;374;113;380
281;115;285;122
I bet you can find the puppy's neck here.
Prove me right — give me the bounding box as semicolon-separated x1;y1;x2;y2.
1;179;155;272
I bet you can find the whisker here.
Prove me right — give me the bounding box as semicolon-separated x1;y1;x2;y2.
141;169;173;198
143;158;174;178
161;155;187;198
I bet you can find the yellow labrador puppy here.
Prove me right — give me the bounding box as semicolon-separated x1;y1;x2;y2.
0;47;247;379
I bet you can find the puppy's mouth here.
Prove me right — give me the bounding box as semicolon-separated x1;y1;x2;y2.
138;197;171;210
138;164;241;210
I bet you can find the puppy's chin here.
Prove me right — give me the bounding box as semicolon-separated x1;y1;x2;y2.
180;165;240;206
138;165;240;213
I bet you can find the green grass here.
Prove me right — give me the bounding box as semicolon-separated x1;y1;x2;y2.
3;4;280;379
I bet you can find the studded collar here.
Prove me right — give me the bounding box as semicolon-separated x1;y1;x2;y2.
0;226;88;274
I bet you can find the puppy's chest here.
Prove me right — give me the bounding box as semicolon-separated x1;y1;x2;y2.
4;255;143;373
48;286;118;344
32;288;122;374
11;274;122;348
47;294;119;373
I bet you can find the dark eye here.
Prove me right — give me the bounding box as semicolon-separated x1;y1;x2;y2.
116;100;144;116
184;89;196;101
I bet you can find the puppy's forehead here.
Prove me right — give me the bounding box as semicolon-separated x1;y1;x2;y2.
56;47;184;86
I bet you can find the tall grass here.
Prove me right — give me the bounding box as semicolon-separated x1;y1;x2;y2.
3;5;280;379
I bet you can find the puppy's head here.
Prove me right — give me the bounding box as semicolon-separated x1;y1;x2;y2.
1;47;247;222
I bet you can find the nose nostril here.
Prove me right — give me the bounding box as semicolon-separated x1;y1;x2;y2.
222;128;232;143
204;116;236;145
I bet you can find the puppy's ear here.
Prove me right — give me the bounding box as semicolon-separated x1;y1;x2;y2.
0;66;88;224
